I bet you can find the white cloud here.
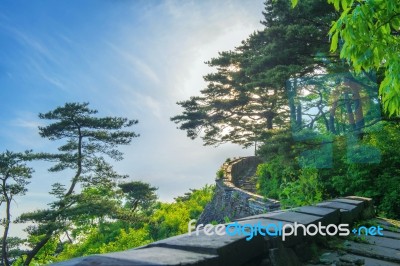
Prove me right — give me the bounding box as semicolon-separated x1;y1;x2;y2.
26;58;67;91
106;41;161;85
2;25;60;65
11;118;41;129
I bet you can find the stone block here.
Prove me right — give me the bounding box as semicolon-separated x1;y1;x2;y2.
362;235;400;250
292;206;340;225
339;254;400;266
344;195;372;204
147;229;265;266
317;201;362;224
344;196;375;219
306;250;400;266
235;218;307;247
265;211;322;225
380;230;400;239
341;241;400;263
236;208;341;246
52;246;219;266
331;198;364;206
236;210;286;221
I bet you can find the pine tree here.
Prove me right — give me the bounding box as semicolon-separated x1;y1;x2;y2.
171;0;337;148
0;151;33;266
18;102;138;265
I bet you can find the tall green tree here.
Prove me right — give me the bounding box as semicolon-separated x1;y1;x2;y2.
0;237;25;266
171;0;337;148
18;102;138;265
0;151;33;266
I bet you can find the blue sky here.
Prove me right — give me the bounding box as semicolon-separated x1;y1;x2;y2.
0;0;264;237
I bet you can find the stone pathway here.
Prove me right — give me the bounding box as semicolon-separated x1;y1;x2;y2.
235;169;258;194
227;157;260;194
307;218;400;266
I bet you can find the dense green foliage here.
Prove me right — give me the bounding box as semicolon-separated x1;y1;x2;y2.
330;122;400;217
147;186;214;241
294;0;400;116
329;0;400;116
15;185;213;264
0;151;33;266
256;122;400;218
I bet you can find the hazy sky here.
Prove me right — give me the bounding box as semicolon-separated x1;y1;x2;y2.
0;0;265;237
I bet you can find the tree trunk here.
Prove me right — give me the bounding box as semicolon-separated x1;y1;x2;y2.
321;112;330;133
317;91;330;132
288;80;297;131
329;98;338;134
344;93;356;131
65;134;82;197
65;231;73;244
344;78;365;133
2;178;11;266
24;234;52;266
352;87;365;132
296;103;302;129
266;114;274;130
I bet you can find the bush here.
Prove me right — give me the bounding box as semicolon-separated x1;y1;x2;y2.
256;156;297;199
279;168;323;208
216;168;225;179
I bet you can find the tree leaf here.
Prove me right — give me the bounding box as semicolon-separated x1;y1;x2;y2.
330;31;339;52
341;0;348;10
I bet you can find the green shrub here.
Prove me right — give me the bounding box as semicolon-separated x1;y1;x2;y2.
279;168;323;208
216;168;225;179
256;157;296;199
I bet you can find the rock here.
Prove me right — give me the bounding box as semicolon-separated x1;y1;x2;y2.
269;247;301;266
354;258;365;265
319;252;334;265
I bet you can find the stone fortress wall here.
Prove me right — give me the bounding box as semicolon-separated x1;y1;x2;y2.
197;156;280;225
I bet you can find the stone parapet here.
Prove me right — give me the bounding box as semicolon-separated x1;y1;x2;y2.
53;196;376;266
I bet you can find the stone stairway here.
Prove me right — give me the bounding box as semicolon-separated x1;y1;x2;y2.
196;157;280;225
235;166;258;194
